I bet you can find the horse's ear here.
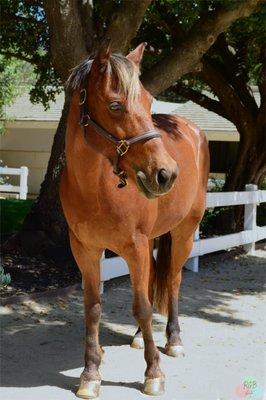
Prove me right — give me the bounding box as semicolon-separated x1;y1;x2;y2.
126;43;147;65
94;38;111;73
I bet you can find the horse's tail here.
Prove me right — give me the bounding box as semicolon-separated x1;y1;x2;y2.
153;232;171;315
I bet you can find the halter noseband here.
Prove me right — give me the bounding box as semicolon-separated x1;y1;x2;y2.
79;78;161;188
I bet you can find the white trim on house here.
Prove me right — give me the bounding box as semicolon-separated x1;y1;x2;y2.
4;121;58;130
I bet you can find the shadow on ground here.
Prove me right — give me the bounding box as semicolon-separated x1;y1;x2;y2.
1;250;265;393
178;250;266;325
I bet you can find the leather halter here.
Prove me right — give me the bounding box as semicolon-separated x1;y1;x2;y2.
79;78;161;188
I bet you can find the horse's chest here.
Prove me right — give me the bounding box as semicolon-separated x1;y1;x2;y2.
70;187;156;248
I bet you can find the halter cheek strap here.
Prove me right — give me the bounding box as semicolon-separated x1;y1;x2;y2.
79;81;161;188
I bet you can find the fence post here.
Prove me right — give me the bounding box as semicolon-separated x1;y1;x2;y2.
19;166;28;200
100;252;105;294
244;184;257;254
185;227;199;272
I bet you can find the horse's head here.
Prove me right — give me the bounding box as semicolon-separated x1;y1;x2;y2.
72;41;178;199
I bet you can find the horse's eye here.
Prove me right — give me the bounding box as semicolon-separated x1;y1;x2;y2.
109;101;123;112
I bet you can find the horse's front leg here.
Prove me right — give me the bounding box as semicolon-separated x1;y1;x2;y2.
69;231;103;399
125;236;165;396
131;240;154;350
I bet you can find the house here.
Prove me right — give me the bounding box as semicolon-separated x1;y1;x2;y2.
1;88;259;195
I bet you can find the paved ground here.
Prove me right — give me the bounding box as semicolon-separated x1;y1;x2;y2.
1;249;266;400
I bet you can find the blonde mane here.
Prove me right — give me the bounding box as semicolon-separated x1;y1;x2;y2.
67;54;140;105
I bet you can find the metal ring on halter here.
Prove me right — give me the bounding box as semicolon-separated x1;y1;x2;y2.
79;89;87;105
81;114;91;126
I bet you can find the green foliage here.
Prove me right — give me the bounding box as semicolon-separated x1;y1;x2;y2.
0;0;60;108
136;0;266;101
0;199;34;234
0;56;35;133
0;160;9;185
200;178;226;235
0;266;11;287
0;57;22;112
0;0;263;107
200;207;226;235
225;4;266;85
0;0;264;107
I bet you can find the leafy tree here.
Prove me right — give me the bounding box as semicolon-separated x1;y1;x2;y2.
0;56;34;133
160;5;266;191
0;0;263;255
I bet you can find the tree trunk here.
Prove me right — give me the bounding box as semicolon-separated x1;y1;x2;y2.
220;124;266;231
224;125;266;191
7;93;71;260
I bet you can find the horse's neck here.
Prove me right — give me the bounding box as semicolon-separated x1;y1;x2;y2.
65;105;104;192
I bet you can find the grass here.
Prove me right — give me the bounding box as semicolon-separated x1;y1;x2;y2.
0;199;34;234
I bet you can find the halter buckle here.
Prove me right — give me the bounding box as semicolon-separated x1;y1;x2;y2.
79;89;86;105
117;140;129;156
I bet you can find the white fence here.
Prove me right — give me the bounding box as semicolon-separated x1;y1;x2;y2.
0;166;28;199
100;184;266;288
186;184;266;272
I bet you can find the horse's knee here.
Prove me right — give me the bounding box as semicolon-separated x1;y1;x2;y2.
86;302;101;323
133;298;152;324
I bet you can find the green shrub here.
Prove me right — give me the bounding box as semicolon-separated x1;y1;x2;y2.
0;265;11;287
0;198;34;234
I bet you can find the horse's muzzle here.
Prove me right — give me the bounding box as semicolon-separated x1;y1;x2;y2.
136;166;178;199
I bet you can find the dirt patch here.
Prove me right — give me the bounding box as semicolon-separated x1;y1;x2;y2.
1;249;265;400
0;250;81;299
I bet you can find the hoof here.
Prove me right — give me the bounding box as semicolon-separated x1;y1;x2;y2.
76;377;101;399
165;344;185;358
131;336;144;349
143;377;165;396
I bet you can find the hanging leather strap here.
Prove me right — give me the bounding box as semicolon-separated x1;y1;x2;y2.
79;80;161;188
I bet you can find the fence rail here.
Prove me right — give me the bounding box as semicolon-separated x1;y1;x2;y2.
0;166;28;200
100;184;266;287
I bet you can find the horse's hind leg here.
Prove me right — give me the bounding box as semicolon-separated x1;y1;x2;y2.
165;213;202;357
131;240;155;350
69;230;103;399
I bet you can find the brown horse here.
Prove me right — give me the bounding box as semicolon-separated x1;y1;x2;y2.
60;41;209;399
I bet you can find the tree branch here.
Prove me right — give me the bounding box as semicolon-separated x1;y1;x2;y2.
211;34;258;114
199;58;255;132
141;0;263;95
77;0;97;53
0;12;44;27
173;84;229;120
105;0;152;54
154;2;186;40
0;50;43;66
43;0;88;82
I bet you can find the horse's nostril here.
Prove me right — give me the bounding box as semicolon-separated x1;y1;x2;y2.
157;168;170;188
